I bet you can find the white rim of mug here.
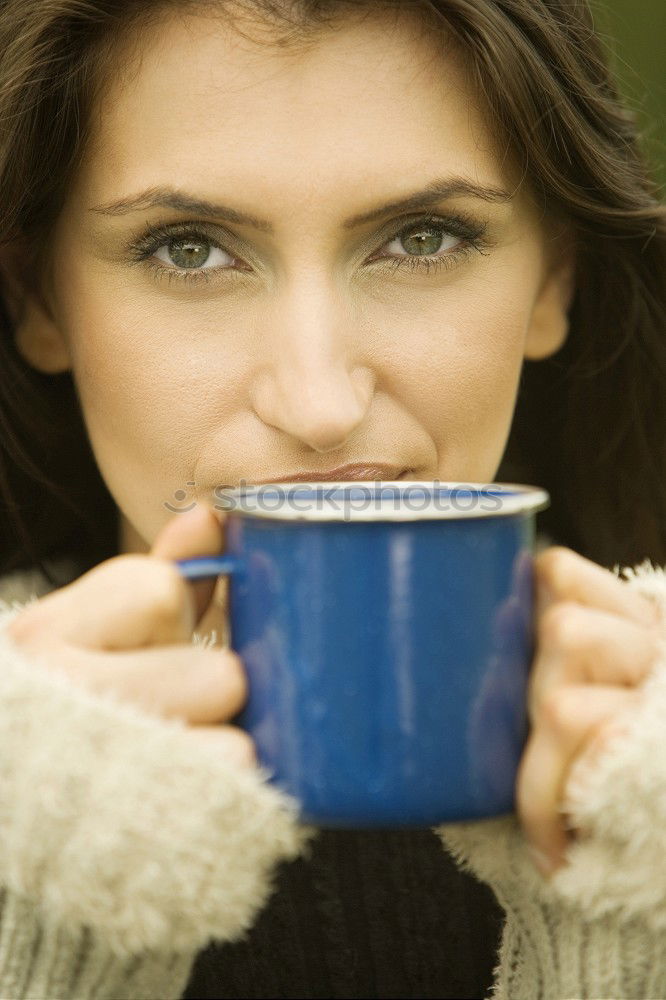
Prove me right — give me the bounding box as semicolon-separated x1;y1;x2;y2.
215;481;551;522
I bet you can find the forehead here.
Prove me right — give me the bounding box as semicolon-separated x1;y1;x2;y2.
74;6;512;213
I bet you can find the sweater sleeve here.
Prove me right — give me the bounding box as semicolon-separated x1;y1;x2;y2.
0;598;313;1000
437;561;666;1000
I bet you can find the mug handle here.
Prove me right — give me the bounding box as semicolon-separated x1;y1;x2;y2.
174;555;241;581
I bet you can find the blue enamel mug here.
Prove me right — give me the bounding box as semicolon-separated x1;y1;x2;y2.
177;481;549;827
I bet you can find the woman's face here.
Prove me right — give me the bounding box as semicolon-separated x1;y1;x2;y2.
17;6;571;552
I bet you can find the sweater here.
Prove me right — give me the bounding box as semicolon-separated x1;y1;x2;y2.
183;827;503;999
0;555;666;999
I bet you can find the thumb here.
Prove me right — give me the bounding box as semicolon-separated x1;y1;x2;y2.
151;503;227;624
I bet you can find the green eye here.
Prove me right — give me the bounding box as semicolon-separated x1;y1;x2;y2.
166;239;211;268
151;234;234;272
389;224;460;257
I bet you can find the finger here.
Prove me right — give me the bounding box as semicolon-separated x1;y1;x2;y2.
528;603;660;715
151;503;227;625
14;555;196;650
186;725;257;768
534;547;659;628
61;644;248;724
517;684;640;877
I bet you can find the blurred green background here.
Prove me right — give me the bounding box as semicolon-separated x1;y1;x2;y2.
599;0;665;188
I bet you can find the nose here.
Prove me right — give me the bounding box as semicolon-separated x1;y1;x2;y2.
249;281;375;453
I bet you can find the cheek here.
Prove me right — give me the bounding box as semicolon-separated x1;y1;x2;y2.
374;277;531;465
53;272;246;531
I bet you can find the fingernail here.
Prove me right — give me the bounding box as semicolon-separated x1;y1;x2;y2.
527;844;557;877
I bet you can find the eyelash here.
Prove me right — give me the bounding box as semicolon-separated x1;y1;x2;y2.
126;213;491;288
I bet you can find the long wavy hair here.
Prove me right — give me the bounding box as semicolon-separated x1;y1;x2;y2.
0;0;664;583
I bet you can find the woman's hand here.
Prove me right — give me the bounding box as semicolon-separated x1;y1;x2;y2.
5;503;255;766
517;546;663;878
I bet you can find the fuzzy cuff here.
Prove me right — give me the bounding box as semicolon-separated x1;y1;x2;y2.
438;561;666;932
0;602;312;959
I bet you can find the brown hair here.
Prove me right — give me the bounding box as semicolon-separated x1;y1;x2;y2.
0;0;664;585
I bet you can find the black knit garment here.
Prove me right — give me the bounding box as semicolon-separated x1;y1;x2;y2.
183;828;503;1000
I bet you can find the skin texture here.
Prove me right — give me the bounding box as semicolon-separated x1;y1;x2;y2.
9;6;661;876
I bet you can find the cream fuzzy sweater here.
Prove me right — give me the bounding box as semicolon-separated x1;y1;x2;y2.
0;558;666;999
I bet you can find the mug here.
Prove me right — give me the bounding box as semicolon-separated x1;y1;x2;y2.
177;481;549;827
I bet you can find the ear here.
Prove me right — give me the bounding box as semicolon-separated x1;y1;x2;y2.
14;296;72;373
0;242;71;374
524;244;576;361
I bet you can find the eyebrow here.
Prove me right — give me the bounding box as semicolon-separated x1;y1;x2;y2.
89;178;513;231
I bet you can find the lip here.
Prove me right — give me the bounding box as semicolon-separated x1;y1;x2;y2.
251;462;410;484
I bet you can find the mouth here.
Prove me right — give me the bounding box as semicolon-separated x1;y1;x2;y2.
251;462;412;485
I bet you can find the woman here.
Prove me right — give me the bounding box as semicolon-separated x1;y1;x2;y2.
0;0;664;997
